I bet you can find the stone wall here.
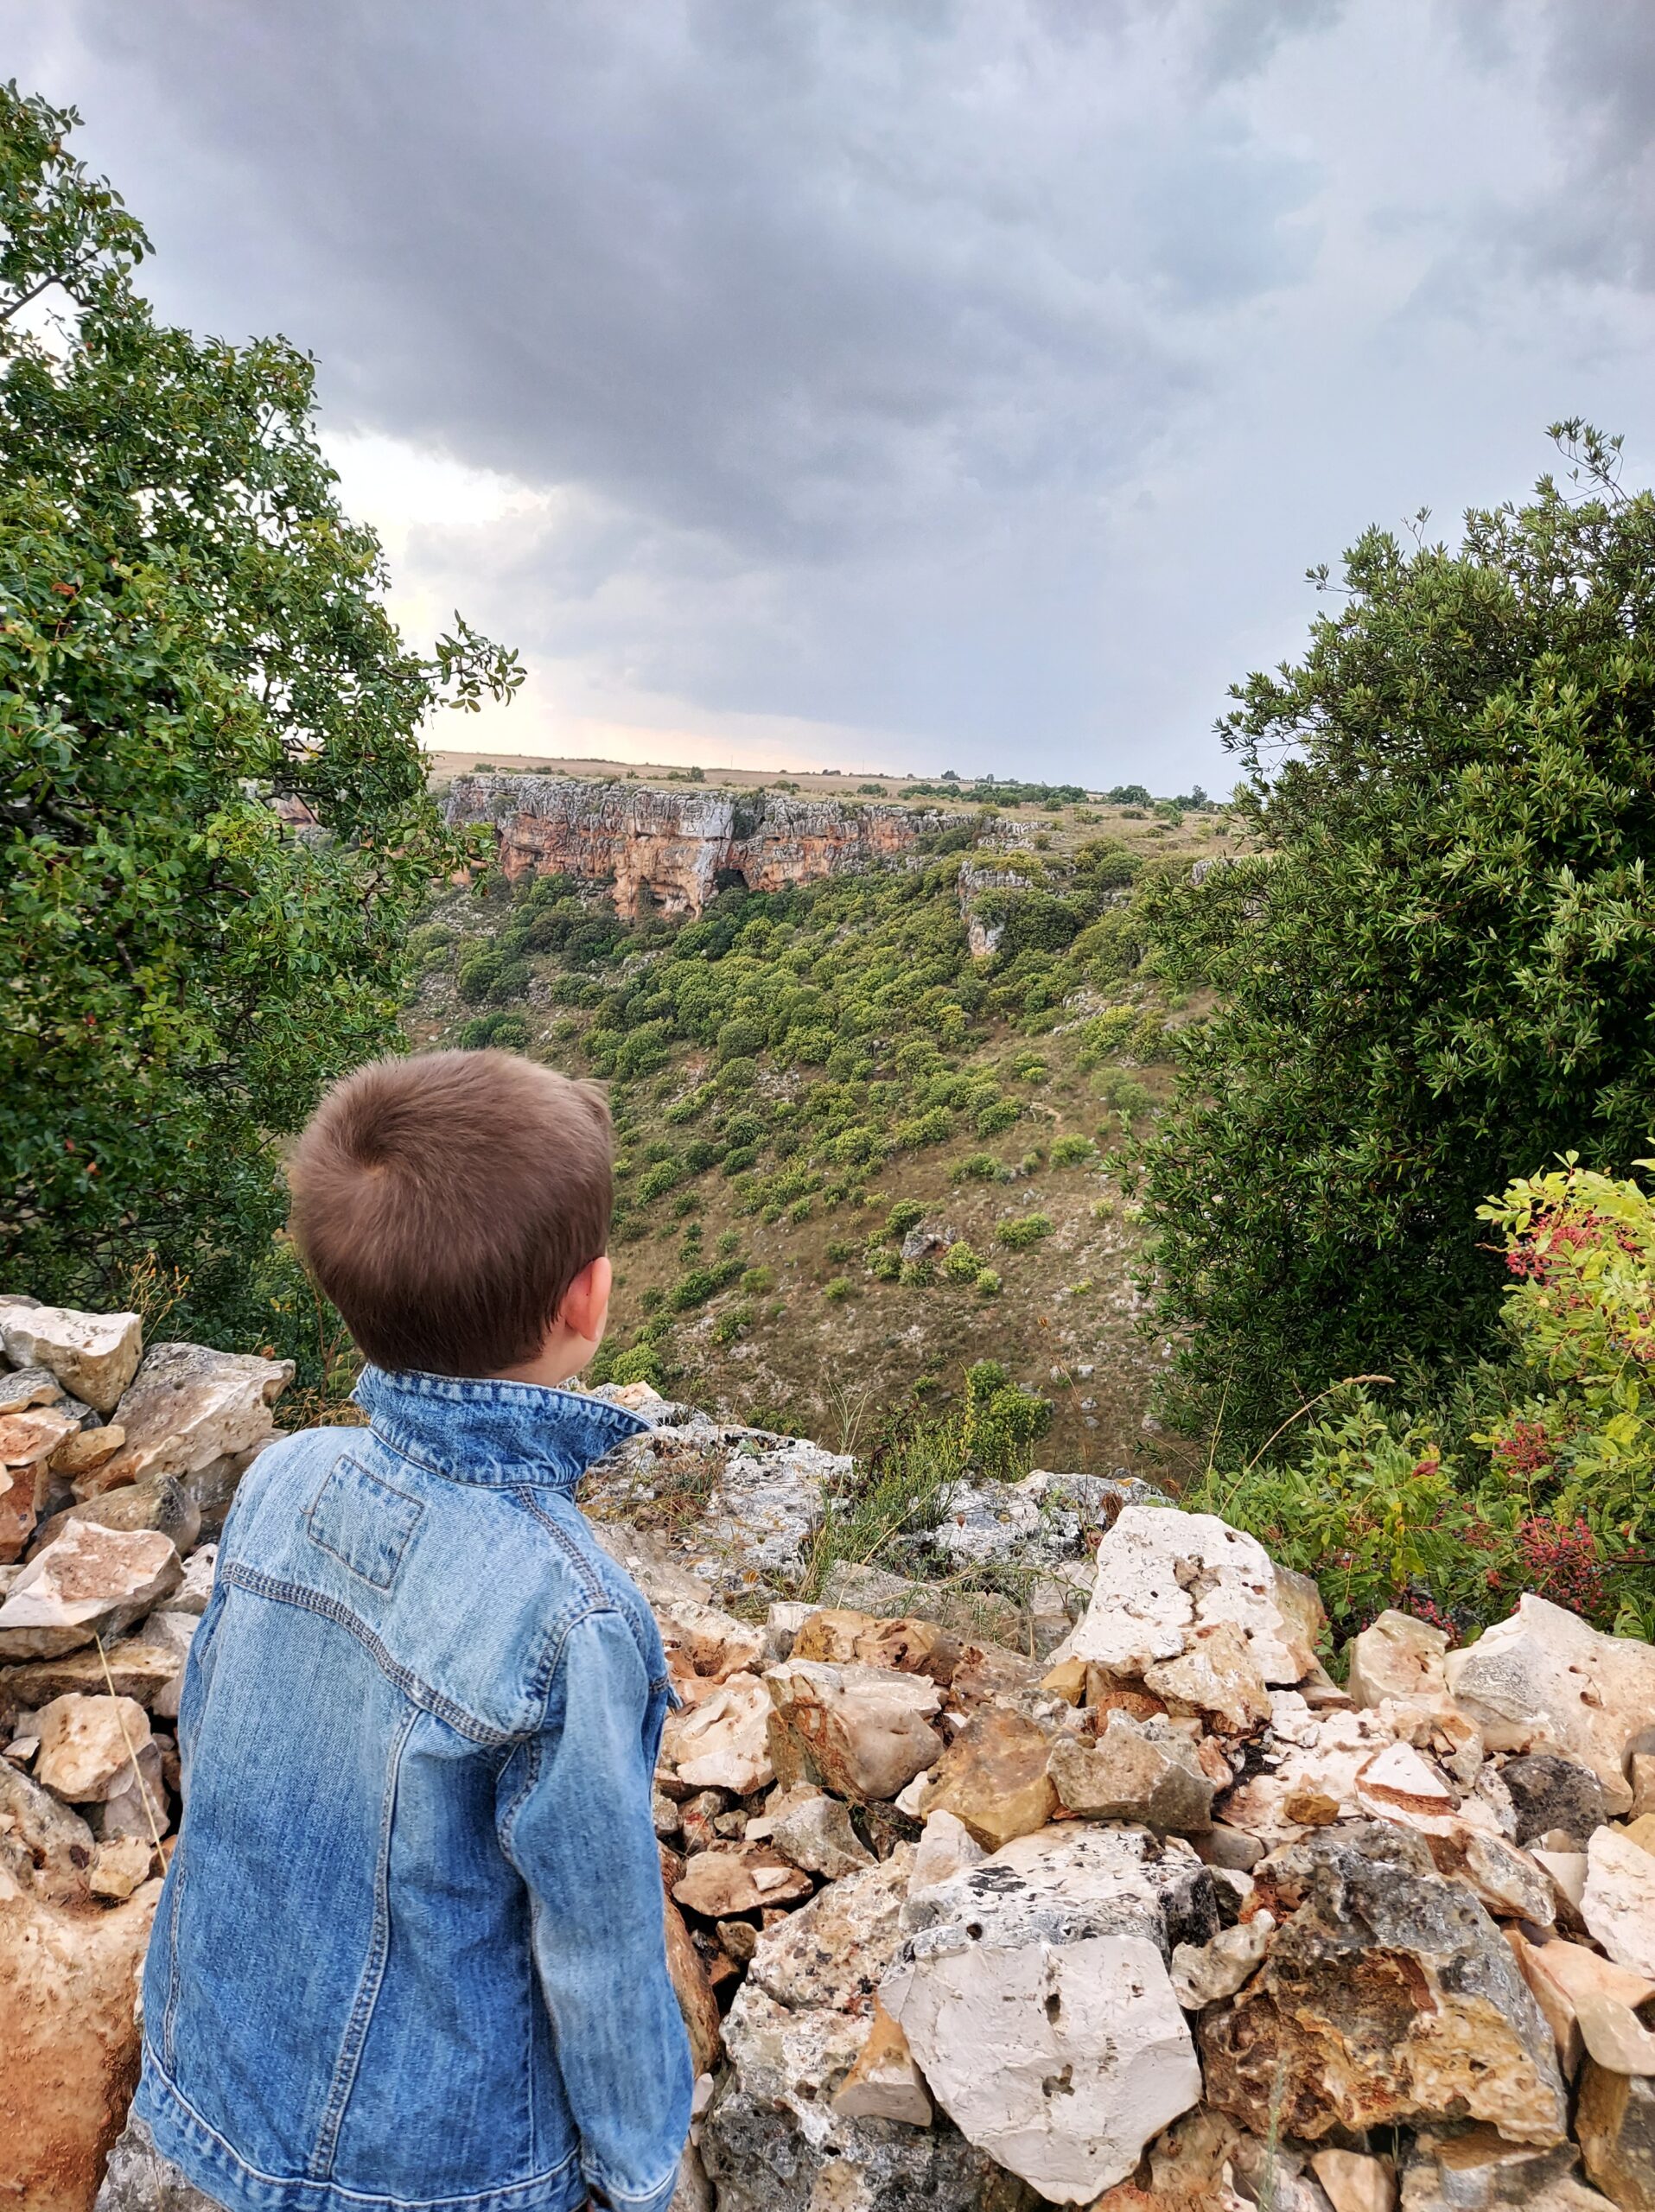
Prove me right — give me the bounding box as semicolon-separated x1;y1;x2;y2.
440;775;945;918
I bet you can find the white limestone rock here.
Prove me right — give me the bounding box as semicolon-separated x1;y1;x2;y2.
0;1522;181;1659
96;1342;292;1497
662;1673;774;1796
703;1849;1003;2212
1063;1504;1323;1687
0;1302;141;1416
1582;1825;1655;1978
907;1809;987;1898
768;1789;875;1879
1445;1596;1655;1816
1347;1609;1449;1709
883;1823;1217;2202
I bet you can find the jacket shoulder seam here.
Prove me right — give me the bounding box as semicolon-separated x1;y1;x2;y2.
220;1563;514;1745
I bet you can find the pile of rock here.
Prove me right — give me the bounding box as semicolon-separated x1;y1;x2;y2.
8;1306;1655;2212
627;1463;1655;2212
0;1298;291;2212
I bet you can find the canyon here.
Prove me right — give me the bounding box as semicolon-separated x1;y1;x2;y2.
440;774;946;918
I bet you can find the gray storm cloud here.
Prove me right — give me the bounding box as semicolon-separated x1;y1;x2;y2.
3;0;1652;780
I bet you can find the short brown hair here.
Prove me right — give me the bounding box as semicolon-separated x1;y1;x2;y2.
289;1051;613;1376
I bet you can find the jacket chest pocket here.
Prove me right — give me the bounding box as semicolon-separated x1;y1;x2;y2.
304;1457;423;1592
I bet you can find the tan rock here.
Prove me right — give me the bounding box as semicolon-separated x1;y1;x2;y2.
1204;1821;1568;2146
1353;1738;1460;1822
1312;2147;1397;2212
831;1999;933;2126
1422;1825;1556;1925
662;1672;773;1796
1577;2063;1655;2211
1576;1993;1655;2078
1534;1847;1588;1912
1399;2126;1608;2211
0;1872;159;2212
1141;1621;1271;1737
794;1609;960;1687
0;1407;81;1563
1582;1826;1655;1977
663;1890;722;2076
915;1704;1058;1851
88;1835;155;1903
29;1475;201;1565
48;1425;124;1481
1626;1812;1655;1859
672;1842;813;1918
0;1523;181;1659
1444;1595;1655;1815
168;1545;216;1616
764;1657;943;1803
1063;1503;1323;1686
1510;1930;1655;2076
92;1340;291;1497
1048;1713;1214;1832
1347;1610;1448;1709
656;1593;767;1685
35;1694;153;1803
0;1303;141;1414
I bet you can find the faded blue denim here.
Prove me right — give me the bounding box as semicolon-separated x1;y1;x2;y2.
136;1369;692;2212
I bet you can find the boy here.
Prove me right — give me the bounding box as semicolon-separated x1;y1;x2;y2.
133;1050;692;2212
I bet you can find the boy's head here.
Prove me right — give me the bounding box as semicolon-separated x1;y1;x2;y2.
289;1050;613;1382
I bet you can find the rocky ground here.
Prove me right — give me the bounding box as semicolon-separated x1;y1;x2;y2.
3;1307;1655;2212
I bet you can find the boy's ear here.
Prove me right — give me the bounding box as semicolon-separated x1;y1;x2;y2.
557;1254;612;1344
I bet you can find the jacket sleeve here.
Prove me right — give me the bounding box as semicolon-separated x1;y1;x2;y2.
498;1605;692;2212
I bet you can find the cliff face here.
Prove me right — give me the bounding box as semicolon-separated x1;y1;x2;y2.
441;775;944;918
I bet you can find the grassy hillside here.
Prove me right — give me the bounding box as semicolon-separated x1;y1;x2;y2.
405;793;1238;1472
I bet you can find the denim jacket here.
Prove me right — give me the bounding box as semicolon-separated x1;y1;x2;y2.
135;1369;691;2212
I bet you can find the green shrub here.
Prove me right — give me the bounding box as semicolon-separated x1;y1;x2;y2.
975;1099;1020;1136
974;1268;1002;1296
456;1011;531;1051
900;1258;934;1286
739;1265;775;1294
608;1342;666;1389
1139;425;1655;1452
635;1160;683;1203
894;1107;952;1150
996;1212;1054;1249
457;946;505;1002
866;1247;901;1282
951;1151;1007;1184
711;1303;754;1346
823;1276;852;1303
960;1360;1052;1477
884;1199;926;1239
1050;1135;1098;1167
941;1242;981;1282
722;1144;761;1176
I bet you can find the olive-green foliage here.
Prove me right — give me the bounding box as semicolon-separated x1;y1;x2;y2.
0;87;518;1340
996;1212;1054;1249
1140;426;1655;1451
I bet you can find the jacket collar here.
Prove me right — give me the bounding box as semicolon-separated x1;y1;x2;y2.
353;1366;652;1490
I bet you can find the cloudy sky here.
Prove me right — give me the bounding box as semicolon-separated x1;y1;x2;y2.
6;1;1654;786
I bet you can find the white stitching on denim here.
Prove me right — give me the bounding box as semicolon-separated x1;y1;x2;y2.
220;1564;513;1745
310;1703;420;2177
303;1456;426;1592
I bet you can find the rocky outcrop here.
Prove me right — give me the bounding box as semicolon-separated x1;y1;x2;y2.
442;775;945;919
16;1311;1655;2212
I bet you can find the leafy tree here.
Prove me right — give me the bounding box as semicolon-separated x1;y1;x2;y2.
1;86;519;1337
1138;425;1655;1450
